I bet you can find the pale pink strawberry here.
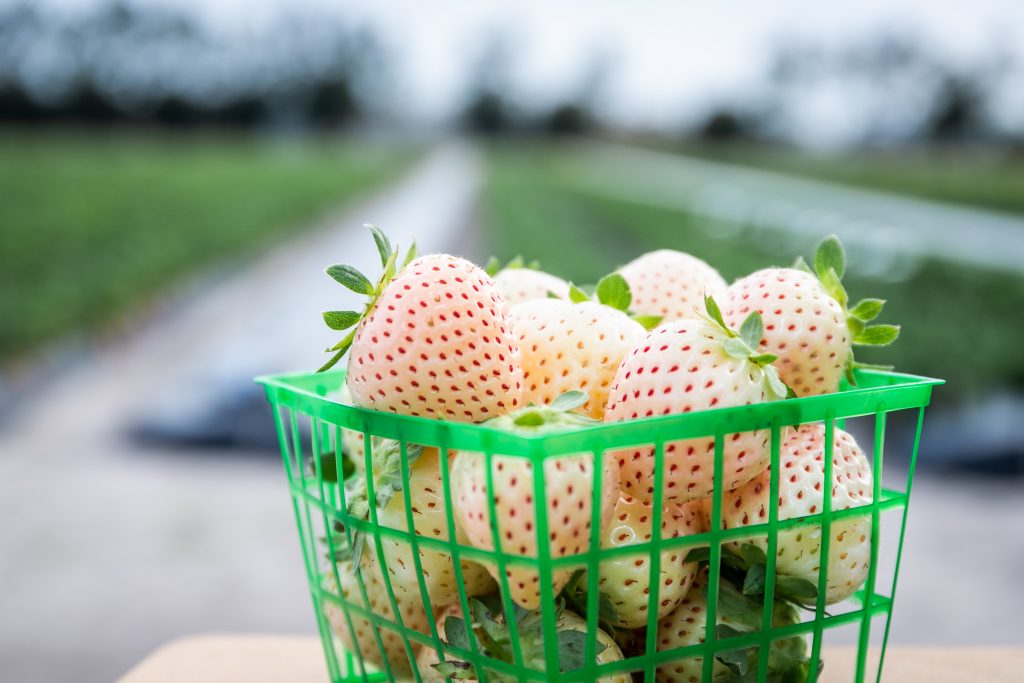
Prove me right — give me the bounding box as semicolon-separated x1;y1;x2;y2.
319;228;523;421
369;445;495;609
451;400;620;609
619;249;727;322
718;423;873;604
593;496;705;628
322;558;433;677
511;299;647;419
724;268;849;397
493;266;569;304
723;236;899;397
604;306;787;505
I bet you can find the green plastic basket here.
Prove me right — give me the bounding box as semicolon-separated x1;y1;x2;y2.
258;368;942;683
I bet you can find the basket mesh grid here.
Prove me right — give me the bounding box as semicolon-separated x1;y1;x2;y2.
259;368;940;683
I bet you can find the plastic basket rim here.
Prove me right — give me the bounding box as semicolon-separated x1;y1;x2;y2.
256;368;942;455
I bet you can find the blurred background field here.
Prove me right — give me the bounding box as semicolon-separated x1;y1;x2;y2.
1;1;1023;681
0;132;413;360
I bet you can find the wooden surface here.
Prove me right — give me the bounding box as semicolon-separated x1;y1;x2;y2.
117;635;1024;682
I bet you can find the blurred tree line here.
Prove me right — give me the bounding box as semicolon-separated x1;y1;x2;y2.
693;32;1022;148
0;1;386;128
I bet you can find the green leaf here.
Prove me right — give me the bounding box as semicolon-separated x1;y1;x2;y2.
739;311;764;353
749;353;778;365
715;581;763;629
327;328;357;352
631;314;663;331
432;661;475;679
484;256;501;277
402;241;418;268
557;630;603;672
567;283;591;304
444;615;471;650
792;255;815;275
368;224;391;267
814;235;846;280
819;267;848;309
322;310;362;331
550;391;588;412
851;360;895;371
513;411;545;427
848;298;885;322
742;563;767;595
312;451;339;484
723;338;752;360
846;317;865;338
326;264;374;295
595;273;632;312
855;324;900;346
685;547;711;564
716;643;754;676
739;543;767;567
704;294;729;331
763;366;789;401
506;255;525;269
380;243;400;289
317;343;351;372
775;576;819;605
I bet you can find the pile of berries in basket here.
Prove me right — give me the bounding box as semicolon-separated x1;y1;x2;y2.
315;228;899;681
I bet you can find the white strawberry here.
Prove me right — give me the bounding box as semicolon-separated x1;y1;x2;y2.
604;298;788;505
718;423;874;604
418;599;629;682
656;572;807;683
619;249;727;322
511;276;648;419
591;496;705;628
451;396;620;609
489;256;570;305
319;227;524;422
723;235;900;397
365;444;495;610
322;558;433;678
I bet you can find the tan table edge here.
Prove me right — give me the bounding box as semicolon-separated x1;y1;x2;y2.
117;634;1024;683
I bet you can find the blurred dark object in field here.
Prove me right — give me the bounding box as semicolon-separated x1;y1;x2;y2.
128;383;280;453
0;1;386;129
918;393;1024;476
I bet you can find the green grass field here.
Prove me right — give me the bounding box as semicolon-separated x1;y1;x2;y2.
0;131;415;362
480;145;1024;395
677;142;1024;217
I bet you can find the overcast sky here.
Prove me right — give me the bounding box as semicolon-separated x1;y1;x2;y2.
23;0;1024;145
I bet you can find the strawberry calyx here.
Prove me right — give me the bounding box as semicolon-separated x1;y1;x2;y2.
702;295;793;401
318;225;418;372
794;235;901;384
563;272;663;331
491;391;598;430
432;596;606;681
